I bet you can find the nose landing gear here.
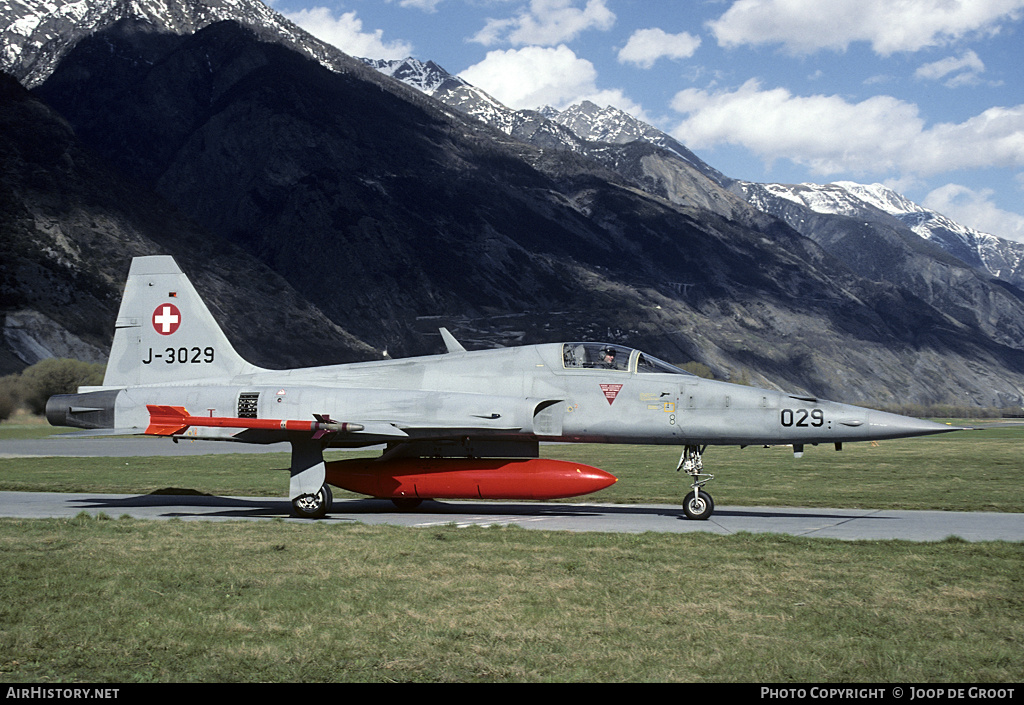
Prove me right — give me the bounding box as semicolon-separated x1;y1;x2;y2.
677;445;715;520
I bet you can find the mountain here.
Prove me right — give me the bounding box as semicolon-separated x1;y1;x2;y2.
734;180;1024;288
729;180;1024;368
1;0;382;88
30;20;824;366
364;57;751;222
368;54;1024;395
829;181;1024;285
3;0;1024;408
364;58;720;174
366;54;1024;281
545;101;727;184
363;57;585;151
369;55;1024;290
0;71;376;374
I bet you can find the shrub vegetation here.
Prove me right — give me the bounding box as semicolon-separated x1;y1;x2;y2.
0;358;105;420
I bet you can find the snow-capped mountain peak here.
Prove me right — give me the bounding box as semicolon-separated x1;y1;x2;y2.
1;0;364;87
548;100;648;144
733;179;1024;287
831;181;924;217
359;58;726;178
362;56;460;95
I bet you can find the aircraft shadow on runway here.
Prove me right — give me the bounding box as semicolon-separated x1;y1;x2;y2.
67;493;882;524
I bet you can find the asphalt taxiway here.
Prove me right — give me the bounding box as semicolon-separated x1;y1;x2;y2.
1;491;1021;541
2;437;1022;541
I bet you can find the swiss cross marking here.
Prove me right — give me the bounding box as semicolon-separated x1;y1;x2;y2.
152;304;181;335
600;383;623;405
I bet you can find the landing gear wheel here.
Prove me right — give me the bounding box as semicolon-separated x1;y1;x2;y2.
676;445;715;520
292;484;333;519
683;490;714;521
392;497;423;511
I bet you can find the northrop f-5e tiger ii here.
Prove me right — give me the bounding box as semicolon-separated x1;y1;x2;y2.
46;256;960;519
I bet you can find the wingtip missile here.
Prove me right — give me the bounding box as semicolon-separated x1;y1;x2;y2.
145;405;364;438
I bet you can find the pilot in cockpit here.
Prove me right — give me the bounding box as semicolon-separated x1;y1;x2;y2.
600;347;618;369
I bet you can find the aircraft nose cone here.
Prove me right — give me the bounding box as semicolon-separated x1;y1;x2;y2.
865;410;964;439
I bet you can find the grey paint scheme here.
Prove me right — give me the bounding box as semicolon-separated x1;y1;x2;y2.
47;256;958;512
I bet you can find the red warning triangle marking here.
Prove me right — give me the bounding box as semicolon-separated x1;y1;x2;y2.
600;383;623;405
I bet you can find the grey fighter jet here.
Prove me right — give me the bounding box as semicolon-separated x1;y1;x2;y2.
47;256;960;519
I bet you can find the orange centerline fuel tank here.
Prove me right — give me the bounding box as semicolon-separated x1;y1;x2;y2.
324;457;617;501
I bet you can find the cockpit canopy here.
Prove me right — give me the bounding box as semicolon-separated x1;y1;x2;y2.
561;343;692;375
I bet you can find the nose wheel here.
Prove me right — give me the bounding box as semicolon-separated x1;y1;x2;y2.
677;445;715;520
683;489;714;520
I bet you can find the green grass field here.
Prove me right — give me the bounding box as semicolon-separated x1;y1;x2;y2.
0;516;1021;683
0;418;1022;683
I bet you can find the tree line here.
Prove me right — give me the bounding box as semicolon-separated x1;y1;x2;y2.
0;359;105;422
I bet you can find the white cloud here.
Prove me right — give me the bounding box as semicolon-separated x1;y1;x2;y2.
914;50;990;87
912;106;1024;176
708;0;1024;55
924;183;1024;242
459;45;643;114
916;50;984;80
397;0;444;11
471;0;615;46
669;79;923;174
284;7;414;59
618;28;701;69
669;80;1024;177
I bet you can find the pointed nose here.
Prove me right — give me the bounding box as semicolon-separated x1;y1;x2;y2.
863;409;965;440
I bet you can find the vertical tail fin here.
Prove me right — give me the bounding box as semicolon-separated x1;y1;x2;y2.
102;256;263;387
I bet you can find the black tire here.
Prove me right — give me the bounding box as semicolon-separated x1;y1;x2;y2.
683;490;714;520
292;485;332;519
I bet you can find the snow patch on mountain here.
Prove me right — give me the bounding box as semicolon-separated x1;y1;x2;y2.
0;0;365;86
737;180;1024;287
361;58;731;187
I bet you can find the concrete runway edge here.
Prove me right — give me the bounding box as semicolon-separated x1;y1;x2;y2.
1;491;1022;541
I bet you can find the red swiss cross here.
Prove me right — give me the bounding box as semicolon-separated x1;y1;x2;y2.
152;304;181;335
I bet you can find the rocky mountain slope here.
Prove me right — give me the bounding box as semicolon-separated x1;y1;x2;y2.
30;21;814;364
369;56;1024;289
730;180;1024;370
3;0;1024;408
364;57;747;221
2;0;370;88
0;72;375;374
734;180;1024;289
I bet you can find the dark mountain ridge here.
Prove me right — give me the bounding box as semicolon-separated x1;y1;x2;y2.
0;70;375;373
367;57;1024;352
2;11;1023;406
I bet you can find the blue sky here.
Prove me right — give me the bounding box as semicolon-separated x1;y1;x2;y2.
265;0;1024;242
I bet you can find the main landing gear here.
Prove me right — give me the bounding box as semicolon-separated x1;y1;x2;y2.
677;445;715;520
291;484;333;519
